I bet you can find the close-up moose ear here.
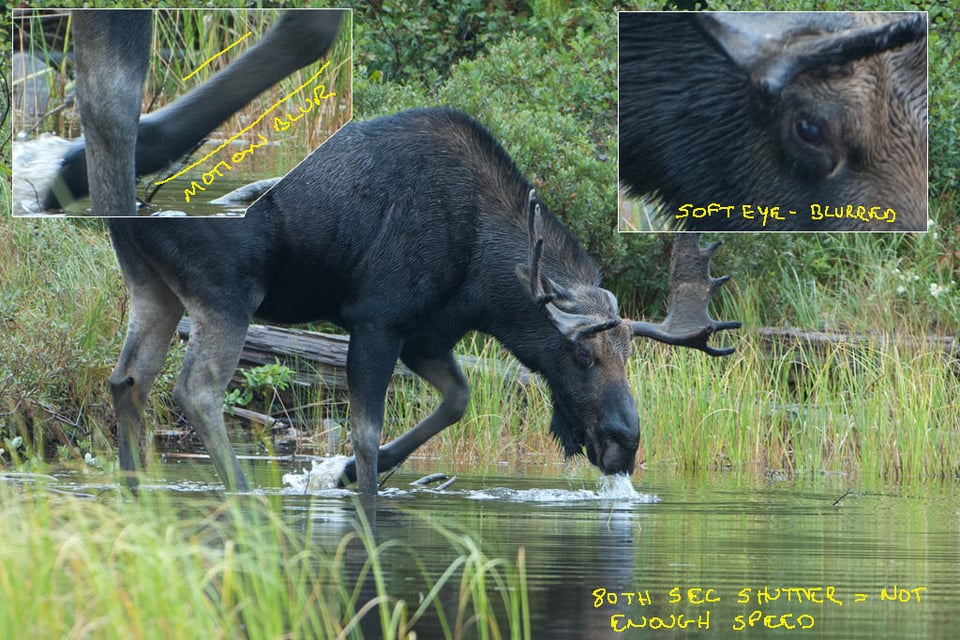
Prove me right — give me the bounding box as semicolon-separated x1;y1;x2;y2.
618;10;928;233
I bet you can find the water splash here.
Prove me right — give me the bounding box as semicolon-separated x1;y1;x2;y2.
282;456;350;492
12;135;72;215
598;473;649;499
469;474;658;504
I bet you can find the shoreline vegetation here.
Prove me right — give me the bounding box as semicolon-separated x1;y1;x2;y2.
0;484;531;639
3;0;957;487
2;209;957;485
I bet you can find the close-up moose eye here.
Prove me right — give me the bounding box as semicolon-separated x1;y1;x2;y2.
795;114;827;147
575;343;594;368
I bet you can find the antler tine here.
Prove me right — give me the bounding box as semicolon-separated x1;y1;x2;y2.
527;189;539;240
631;233;740;357
526;189;554;306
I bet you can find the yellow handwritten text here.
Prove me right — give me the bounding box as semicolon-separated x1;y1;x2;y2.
592;588;652;607
880;585;927;602
158;59;336;190
732;610;815;632
737;586;843;606
273;80;337;133
591;584;927;633
611;611;711;632
675;202;899;226
810;204;897;223
182;135;268;203
669;587;720;605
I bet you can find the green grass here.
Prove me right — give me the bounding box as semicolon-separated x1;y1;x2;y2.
1;204;958;484
629;331;959;484
5;0;958;482
0;483;529;639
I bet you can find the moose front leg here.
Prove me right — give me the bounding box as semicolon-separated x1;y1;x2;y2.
338;350;470;488
65;11;150;216
345;329;403;495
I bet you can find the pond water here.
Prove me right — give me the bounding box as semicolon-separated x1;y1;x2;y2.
51;458;958;639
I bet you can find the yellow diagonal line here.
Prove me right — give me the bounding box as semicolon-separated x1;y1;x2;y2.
154;60;332;186
182;31;252;82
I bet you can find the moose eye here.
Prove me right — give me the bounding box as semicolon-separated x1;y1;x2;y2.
574;343;594;368
795;115;826;147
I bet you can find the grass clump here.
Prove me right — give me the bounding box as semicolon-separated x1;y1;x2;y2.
0;484;529;639
0;215;124;467
630;332;960;484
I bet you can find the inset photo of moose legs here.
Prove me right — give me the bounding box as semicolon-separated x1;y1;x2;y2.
617;11;928;232
11;8;351;217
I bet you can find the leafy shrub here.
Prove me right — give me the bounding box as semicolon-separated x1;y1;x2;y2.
355;5;671;314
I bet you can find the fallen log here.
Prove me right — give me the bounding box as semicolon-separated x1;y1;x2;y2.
176;319;531;391
756;327;957;358
174;320;958;408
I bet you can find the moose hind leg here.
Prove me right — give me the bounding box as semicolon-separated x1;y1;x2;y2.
174;312;251;491
111;283;185;490
340;350;470;486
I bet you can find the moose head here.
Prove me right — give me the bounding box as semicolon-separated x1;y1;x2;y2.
517;190;739;473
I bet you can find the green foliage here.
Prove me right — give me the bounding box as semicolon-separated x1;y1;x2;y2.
352;0;520;86
354;0;958;328
224;359;293;415
355;4;669;311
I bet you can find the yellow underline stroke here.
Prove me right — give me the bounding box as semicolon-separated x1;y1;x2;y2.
155;60;332;186
181;31;252;82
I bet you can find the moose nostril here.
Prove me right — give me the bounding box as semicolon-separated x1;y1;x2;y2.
599;439;636;476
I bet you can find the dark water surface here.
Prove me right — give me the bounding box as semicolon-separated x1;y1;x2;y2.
57;461;958;639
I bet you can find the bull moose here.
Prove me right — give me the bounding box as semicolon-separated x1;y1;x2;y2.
619;11;928;232
44;11;739;495
108;108;739;495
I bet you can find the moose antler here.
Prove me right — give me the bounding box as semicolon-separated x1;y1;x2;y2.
520;191;738;353
520;190;621;342
698;12;926;97
525;190;554;307
630;234;740;356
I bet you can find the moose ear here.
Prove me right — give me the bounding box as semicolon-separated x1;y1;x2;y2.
516;262;554;303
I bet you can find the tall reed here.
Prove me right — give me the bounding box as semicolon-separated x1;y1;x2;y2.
0;484;529;639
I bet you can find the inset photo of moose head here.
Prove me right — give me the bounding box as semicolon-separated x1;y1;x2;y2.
11;8;352;217
618;11;928;233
